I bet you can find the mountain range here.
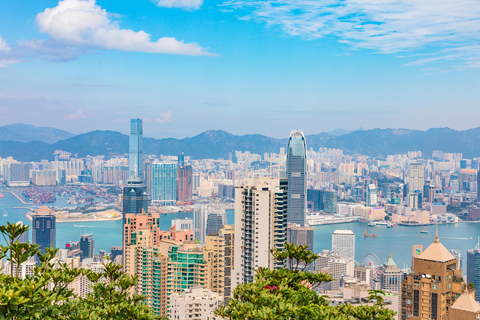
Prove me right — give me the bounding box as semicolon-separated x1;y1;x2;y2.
1;124;480;161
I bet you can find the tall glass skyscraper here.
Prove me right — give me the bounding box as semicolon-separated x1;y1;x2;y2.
286;130;307;226
151;162;177;206
129;119;143;180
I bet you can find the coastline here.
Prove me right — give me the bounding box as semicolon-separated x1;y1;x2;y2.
8;191;29;205
24;212;122;223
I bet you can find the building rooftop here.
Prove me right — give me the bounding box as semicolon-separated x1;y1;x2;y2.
34;205;54;216
332;229;354;235
384;254;397;267
450;290;480;313
417;232;455;263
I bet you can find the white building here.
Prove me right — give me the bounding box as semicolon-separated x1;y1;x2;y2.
233;177;288;290
3;257;36;279
315;250;354;291
332;229;355;261
169;287;223;320
171;218;193;231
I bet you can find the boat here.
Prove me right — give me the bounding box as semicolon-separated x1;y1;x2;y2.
2;213;7;217
368;221;376;227
0;193;5;198
420;230;428;234
364;229;377;238
386;222;393;228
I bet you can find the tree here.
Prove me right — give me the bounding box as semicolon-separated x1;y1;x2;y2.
0;222;166;320
216;243;396;320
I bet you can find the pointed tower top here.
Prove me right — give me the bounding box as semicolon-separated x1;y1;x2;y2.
434;229;439;243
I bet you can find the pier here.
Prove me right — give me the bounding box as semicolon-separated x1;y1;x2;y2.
8;191;28;205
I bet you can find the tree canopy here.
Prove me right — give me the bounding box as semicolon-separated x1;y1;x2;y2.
216;242;396;320
0;222;165;320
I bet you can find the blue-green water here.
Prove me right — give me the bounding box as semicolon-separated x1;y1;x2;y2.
1;185;479;274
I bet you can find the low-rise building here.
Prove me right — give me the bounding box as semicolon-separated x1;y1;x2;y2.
169;287;222;320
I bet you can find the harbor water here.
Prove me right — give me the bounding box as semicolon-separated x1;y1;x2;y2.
1;185;479;274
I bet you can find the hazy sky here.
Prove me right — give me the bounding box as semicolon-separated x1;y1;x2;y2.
0;0;479;139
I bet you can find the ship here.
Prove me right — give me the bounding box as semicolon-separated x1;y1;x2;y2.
368;221;376;227
386;222;393;228
420;230;428;234
0;193;4;198
364;229;377;238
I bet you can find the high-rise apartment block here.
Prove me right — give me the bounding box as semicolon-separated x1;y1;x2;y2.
332;229;355;261
401;233;467;320
32;206;56;253
286;130;307;226
151;162;177;205
129;119;143;179
194;204;208;244
408;163;425;195
176;154;193;202
233;177;288;288
205;225;234;304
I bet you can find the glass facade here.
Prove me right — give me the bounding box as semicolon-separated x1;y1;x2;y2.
151;162;177;205
467;249;480;301
286;130;307;226
122;178;149;214
32;215;56;253
129;119;144;180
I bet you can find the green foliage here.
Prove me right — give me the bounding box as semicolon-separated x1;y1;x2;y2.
216;243;396;320
0;222;166;320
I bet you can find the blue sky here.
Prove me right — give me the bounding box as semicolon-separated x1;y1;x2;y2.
0;0;479;139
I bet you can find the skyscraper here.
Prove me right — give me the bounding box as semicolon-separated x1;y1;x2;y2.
331;229;355;261
233;177;288;288
122;177;149;214
193;204;208;244
176;154;193;202
286;130;307;226
123;119;148;215
129;119;143;179
467;241;480;301
408;162;425;195
151;162;177;205
32;206;56;253
80;234;94;260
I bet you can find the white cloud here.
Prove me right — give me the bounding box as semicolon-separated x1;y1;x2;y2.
156;111;172;123
0;36;10;53
65;109;87;120
156;0;204;10
34;0;212;56
225;0;480;67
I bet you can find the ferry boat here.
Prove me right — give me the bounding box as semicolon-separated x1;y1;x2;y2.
386;222;393;228
368;221;376;227
364;229;377;238
420;230;428;234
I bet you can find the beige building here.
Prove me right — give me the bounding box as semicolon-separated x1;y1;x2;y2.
205;225;234;304
401;232;468;320
379;254;404;293
169;287;222;320
446;290;480;320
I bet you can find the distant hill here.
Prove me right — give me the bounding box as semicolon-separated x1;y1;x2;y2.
0;123;74;144
1;125;480;161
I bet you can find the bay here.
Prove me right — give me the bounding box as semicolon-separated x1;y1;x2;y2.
1;185;479;274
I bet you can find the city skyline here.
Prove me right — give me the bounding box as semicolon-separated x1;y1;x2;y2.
1;0;480;138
